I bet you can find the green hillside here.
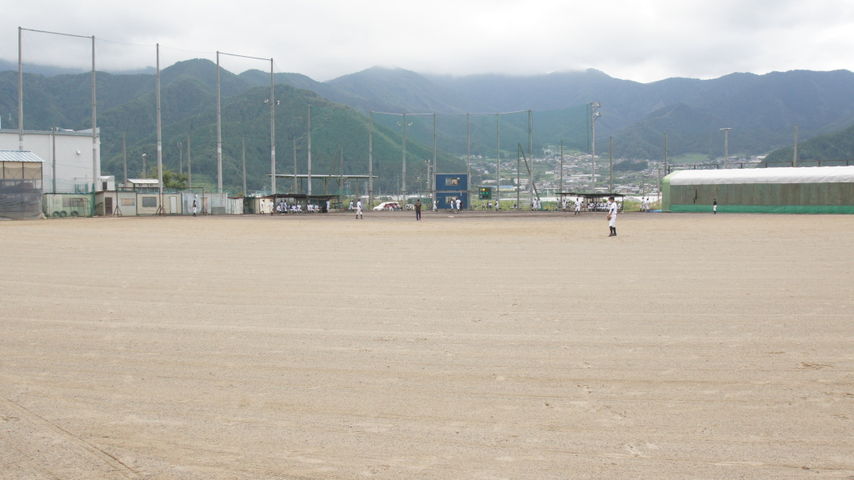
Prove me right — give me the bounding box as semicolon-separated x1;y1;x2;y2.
4;59;854;183
1;61;461;194
764;123;854;166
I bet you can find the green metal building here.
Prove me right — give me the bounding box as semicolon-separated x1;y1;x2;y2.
662;166;854;214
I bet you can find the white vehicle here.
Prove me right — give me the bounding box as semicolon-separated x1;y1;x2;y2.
372;201;401;211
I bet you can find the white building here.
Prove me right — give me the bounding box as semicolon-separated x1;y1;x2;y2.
0;128;101;193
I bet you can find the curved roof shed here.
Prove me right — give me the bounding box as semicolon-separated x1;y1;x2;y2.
663;166;854;214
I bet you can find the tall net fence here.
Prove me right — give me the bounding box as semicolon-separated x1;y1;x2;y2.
370;107;590;205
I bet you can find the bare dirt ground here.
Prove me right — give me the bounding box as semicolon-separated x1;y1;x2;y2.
1;211;852;480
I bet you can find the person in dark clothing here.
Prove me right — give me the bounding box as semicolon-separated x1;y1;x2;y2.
414;199;422;221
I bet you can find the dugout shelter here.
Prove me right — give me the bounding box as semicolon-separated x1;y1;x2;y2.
662;166;854;214
559;192;625;212
0;150;43;220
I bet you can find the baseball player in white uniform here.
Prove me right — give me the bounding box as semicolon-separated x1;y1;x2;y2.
607;196;618;237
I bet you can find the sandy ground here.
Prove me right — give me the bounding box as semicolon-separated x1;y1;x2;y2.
0;211;852;480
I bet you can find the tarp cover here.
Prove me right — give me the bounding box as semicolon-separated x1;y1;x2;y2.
668;166;854;186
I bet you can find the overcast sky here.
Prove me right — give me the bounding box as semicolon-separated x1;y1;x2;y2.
3;0;853;82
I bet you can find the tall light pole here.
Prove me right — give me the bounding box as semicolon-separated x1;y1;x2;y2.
720;127;732;166
559;140;564;196
590;102;601;188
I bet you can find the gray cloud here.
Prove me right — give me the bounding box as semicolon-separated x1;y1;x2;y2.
2;0;852;81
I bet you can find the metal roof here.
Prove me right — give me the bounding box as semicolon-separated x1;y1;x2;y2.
0;150;44;163
667;166;854;185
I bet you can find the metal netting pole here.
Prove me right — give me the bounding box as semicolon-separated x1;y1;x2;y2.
216;51;223;193
91;35;97;194
432;112;437;200
368;112;374;207
17;26;23;151
466;113;471;209
496;113;501;209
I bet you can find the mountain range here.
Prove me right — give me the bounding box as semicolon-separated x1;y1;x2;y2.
2;58;853;192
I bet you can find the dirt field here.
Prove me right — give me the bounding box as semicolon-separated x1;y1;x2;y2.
1;212;852;479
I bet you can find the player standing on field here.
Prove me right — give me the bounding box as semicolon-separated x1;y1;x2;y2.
607;196;618;237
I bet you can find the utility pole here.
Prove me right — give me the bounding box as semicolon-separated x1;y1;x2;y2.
793;125;799;167
122;133;127;185
339;145;344;194
307;105;312;196
51;127;57;193
720;127;732;166
401;113;408;197
608;136;613;192
528;110;533;204
292;137;298;193
516;143;521;209
241;137;247;195
187;135;192;188
664;133;669;175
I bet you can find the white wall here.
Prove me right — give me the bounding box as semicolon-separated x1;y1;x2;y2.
0;130;100;193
